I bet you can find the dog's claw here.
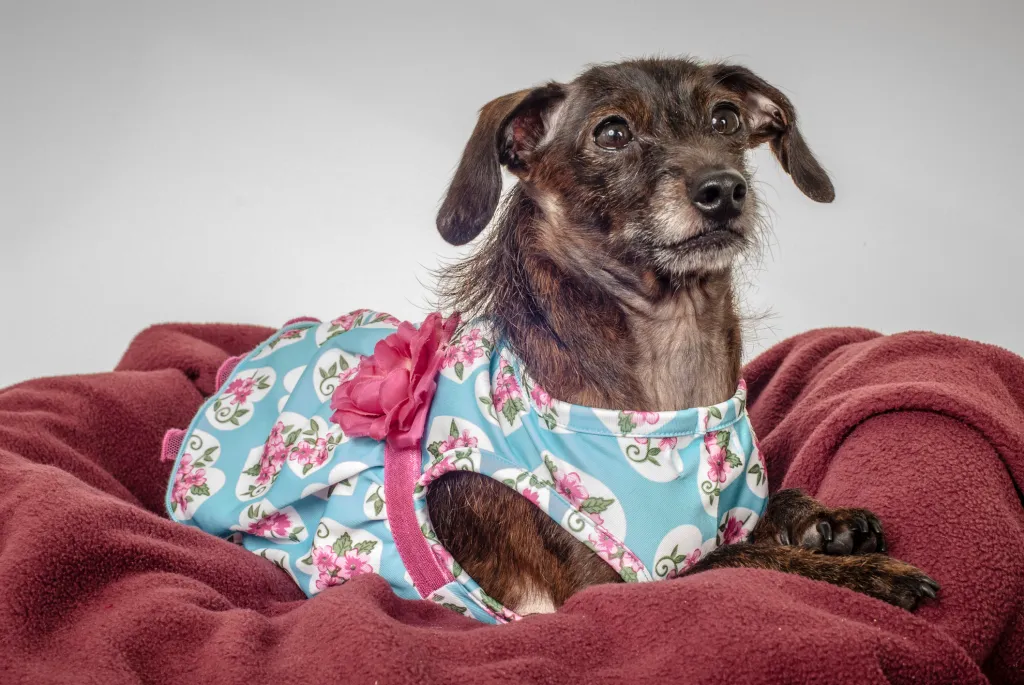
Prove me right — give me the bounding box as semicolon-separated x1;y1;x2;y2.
853;518;869;533
919;582;937;599
817;521;833;543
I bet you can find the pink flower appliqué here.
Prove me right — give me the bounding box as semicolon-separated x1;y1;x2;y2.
720;516;749;545
330;312;460;449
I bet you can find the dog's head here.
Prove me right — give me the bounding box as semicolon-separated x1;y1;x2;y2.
437;58;833;280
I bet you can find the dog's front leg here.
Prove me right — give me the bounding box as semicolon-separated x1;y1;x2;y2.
749;488;887;555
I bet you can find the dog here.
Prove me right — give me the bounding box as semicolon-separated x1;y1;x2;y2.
427;57;939;614
164;57;939;622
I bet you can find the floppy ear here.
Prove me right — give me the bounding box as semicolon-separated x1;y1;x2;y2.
436;83;566;245
712;65;835;203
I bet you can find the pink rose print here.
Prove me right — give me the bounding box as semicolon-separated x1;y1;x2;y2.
521;487;540;506
330;312;460;449
617;409;662;433
305;533;378;591
656;545;704;579
590;530;619;557
439;429;478;453
224;377;255;405
441;328;491;380
421;454;457;487
658;437;678;450
254;422;289;486
312;546;338;569
720;516;749;545
339;550;373;579
705;432;728;483
554;471;589;506
530;385;553;412
492;372;522;413
170;453;208;513
248;510;291;538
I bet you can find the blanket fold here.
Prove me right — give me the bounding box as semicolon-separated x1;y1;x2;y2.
0;324;1021;684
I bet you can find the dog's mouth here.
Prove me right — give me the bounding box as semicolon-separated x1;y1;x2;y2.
659;224;746;252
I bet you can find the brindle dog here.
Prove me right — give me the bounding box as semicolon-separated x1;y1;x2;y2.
427;58;939;614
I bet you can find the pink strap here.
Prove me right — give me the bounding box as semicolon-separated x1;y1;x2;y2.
160;429;186;463
384;442;452;596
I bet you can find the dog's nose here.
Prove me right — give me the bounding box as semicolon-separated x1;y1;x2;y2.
690;170;747;220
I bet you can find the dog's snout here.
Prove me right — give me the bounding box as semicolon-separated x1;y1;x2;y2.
690;170;747;220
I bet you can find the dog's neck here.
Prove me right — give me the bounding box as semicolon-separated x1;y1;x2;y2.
440;188;742;411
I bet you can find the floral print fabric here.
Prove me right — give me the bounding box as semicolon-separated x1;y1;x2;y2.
166;311;767;625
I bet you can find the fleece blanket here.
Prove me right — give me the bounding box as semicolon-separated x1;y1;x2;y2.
0;323;1021;684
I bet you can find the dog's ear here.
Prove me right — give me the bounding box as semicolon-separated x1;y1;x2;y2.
437;83;566;245
712;65;835;203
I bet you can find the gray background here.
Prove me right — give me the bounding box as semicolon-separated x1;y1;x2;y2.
2;0;1022;388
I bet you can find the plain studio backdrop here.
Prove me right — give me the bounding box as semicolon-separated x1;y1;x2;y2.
2;1;1022;388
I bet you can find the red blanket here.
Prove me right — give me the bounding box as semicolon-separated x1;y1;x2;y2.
0;324;1021;684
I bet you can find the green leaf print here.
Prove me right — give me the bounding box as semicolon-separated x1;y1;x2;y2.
542;414;557;430
708;406;723;420
421;523;436;541
725;451;742;468
319;366;328;380
189;484;210;497
354;540;377;555
716;431;730;449
247;504;261;520
618;412;637;434
501;398;524;426
748;463;765;486
367;488;385;516
302;463;314;475
202;446;217;461
310;418;320;433
326;363;338;378
621;567;638;583
243;462;262;477
454;362;464;380
288;527;304;542
443;603;467;615
502;478;517;488
333;532;353;556
580;496;615;514
452;560;462;577
480;593;504;613
449;420;460;438
648;447;661;457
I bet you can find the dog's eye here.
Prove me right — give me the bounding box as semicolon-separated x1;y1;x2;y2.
594;118;632;150
711;106;742;135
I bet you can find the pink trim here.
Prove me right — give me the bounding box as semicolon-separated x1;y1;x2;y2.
215;355;245;390
384;442;452;596
282;316;322;327
161;429;185;463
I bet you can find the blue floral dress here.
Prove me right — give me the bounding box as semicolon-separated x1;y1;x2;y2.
165;310;767;624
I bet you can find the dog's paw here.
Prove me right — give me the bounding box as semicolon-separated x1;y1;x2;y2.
842;554;940;611
790;507;886;555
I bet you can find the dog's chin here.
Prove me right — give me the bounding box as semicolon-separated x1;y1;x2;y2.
650;223;750;278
